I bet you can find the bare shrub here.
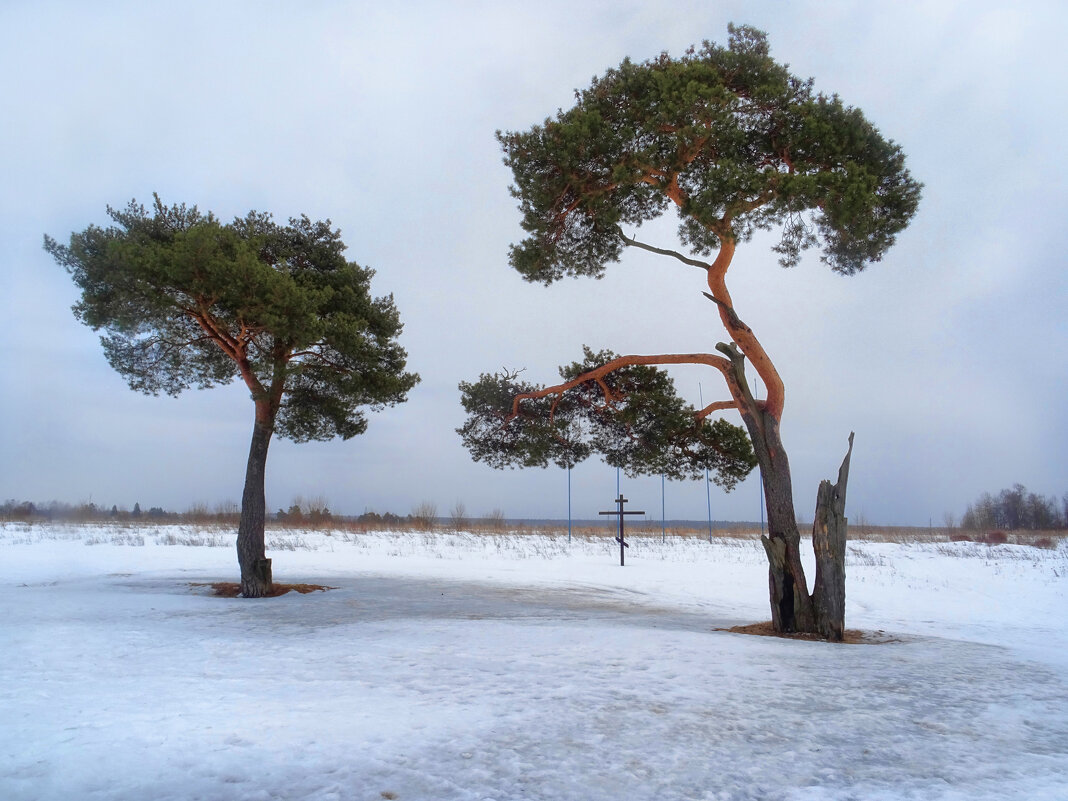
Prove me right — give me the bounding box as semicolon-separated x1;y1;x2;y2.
483;508;506;531
449;501;468;532
185;502;211;523
412;501;438;530
852;511;874;539
214;500;240;522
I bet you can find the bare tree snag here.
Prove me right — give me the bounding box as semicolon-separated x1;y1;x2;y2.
811;432;855;641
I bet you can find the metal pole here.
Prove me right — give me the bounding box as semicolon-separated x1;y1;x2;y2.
615;467;620;553
661;473;666;544
567;465;572;543
700;382;712;543
616;466;622;554
755;377;765;537
706;475;714;543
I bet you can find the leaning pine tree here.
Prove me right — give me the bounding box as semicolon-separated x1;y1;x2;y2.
46;197;418;597
458;25;920;639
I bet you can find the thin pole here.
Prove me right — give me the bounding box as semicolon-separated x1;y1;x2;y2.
617;466;622;547
567;465;572;543
661;473;666;544
755;377;765;537
700;382;713;543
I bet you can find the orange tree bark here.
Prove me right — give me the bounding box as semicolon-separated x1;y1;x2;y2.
470;25;919;636
513;233;821;633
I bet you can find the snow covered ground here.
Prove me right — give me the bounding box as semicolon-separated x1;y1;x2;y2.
2;523;1066;800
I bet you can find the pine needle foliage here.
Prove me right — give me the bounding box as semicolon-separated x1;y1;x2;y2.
46;195;418;596
497;24;920;283
459;347;756;489
45;195;418;442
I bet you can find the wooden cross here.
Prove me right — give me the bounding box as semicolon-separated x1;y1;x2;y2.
599;494;645;566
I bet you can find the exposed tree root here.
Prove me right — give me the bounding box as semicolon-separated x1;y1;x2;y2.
190;582;337;598
718;621;901;645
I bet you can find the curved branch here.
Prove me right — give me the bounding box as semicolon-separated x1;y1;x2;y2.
616;227;711;271
595;377;619;405
187;311;241;362
703;236;786;421
695;400;739;420
614;220;787;423
290;345;350;372
701;291;751;334
187;309;265;399
614;218;786;423
509;352;732;420
119;333;220;376
727;189;776;219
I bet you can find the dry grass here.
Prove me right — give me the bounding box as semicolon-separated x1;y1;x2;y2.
720;621;902;645
190;582;337;598
6;516;1065;549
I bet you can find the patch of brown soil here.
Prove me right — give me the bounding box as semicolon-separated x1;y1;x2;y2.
190;582;337;598
716;621;900;645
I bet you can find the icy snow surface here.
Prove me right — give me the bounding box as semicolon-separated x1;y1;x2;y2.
2;523;1066;800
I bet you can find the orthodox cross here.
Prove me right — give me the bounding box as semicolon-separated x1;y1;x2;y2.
599;494;645;566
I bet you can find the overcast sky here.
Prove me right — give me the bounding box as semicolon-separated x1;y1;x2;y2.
2;0;1065;526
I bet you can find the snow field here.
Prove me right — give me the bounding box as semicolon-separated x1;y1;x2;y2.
1;524;1066;800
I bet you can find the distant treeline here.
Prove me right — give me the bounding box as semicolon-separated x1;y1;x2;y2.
1;499;175;522
6;488;1066;532
0;498;325;524
961;484;1067;531
0;497;763;530
0;498;423;525
0;499;476;528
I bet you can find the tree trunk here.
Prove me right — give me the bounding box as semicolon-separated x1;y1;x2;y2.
683;237;857;639
237;408;275;598
811;433;854;641
755;416;815;634
714;341;816;634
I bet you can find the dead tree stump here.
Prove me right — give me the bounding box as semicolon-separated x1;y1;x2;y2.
811;432;854;641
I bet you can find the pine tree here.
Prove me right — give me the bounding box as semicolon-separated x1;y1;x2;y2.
46;197;418;596
459;25;920;637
